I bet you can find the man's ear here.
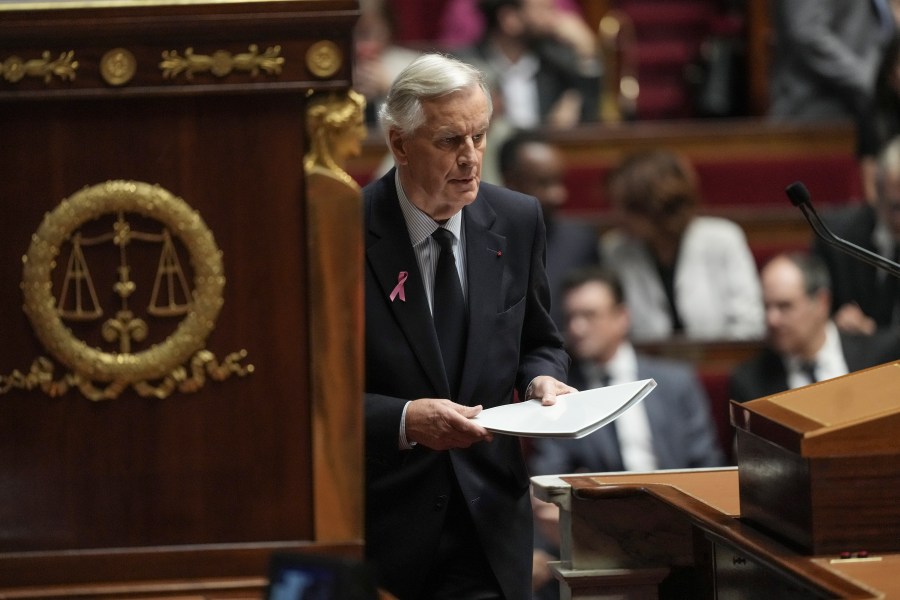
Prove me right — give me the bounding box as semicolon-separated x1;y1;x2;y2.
617;305;632;340
388;128;409;165
816;289;833;316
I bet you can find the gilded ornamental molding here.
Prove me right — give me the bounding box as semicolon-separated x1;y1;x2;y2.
0;50;78;83
160;44;284;80
1;180;253;401
305;40;342;78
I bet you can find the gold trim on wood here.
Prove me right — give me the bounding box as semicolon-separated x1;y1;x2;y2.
304;89;366;191
0;50;78;83
160;44;284;80
100;47;137;86
1;180;253;401
305;40;342;78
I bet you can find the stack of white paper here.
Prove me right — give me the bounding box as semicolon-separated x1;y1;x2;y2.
472;379;657;439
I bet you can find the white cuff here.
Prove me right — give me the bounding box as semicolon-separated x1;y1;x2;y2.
399;401;417;450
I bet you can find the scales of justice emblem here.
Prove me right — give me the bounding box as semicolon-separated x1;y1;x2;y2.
1;180;253;401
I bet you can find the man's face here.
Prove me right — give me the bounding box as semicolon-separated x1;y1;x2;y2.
389;85;489;221
563;281;628;363
505;142;568;217
877;170;900;240
520;0;558;39
762;257;829;357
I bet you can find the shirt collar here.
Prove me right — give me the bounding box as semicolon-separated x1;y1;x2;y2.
785;321;843;374
394;170;463;245
580;341;637;387
485;42;540;78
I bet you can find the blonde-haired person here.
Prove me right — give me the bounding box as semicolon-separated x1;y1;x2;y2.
602;149;764;341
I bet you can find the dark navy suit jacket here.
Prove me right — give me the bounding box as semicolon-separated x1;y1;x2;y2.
363;169;568;599
729;329;900;403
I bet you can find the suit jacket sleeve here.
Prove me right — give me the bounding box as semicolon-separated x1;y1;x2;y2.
515;194;570;394
672;366;726;468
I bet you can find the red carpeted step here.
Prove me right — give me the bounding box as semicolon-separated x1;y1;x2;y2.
636;39;700;69
613;0;721;119
619;0;714;36
636;83;690;119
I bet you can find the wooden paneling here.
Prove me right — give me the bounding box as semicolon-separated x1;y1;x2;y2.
0;1;363;595
0;92;313;551
535;470;899;598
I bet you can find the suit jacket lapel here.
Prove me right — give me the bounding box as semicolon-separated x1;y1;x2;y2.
367;177;448;396
458;192;505;403
764;348;789;397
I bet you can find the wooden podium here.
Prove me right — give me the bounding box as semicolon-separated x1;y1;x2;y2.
732;360;900;555
534;360;900;599
0;1;362;597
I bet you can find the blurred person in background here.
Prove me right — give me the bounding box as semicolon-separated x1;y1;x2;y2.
531;266;726;475
499;130;601;328
529;266;726;599
730;252;900;403
858;33;900;202
814;135;900;334
602;149;764;342
452;0;602;129
437;0;588;50
353;0;421;126
768;0;894;122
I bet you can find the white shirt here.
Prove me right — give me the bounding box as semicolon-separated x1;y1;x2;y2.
396;171;468;311
581;342;657;471
485;45;541;129
785;321;849;389
395;172;468;448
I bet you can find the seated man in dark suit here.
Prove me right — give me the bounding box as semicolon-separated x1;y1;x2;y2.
499;130;601;328
528;266;726;598
730;252;900;403
530;266;726;474
813;135;900;334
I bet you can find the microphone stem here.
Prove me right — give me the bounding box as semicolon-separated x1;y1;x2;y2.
799;204;900;279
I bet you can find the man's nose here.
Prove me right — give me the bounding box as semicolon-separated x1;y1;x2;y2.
457;137;477;166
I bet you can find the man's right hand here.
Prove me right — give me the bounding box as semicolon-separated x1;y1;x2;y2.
834;302;876;335
405;399;493;451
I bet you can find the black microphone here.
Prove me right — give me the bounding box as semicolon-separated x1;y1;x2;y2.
785;181;900;279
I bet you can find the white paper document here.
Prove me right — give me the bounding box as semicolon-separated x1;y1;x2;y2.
472;379;657;439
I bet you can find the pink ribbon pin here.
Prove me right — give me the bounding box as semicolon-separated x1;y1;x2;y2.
390;271;408;302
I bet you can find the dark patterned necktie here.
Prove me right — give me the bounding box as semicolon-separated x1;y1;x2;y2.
599;371;625;471
432;228;467;399
799;360;818;384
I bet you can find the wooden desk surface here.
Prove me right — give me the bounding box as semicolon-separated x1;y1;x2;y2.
535;468;900;599
566;468;741;517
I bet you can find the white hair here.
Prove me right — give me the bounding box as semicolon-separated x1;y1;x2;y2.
378;53;493;137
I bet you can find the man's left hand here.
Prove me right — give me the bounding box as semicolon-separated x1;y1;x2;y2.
526;376;577;406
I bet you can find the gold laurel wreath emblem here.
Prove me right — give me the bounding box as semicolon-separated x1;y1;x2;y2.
5;180;252;400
